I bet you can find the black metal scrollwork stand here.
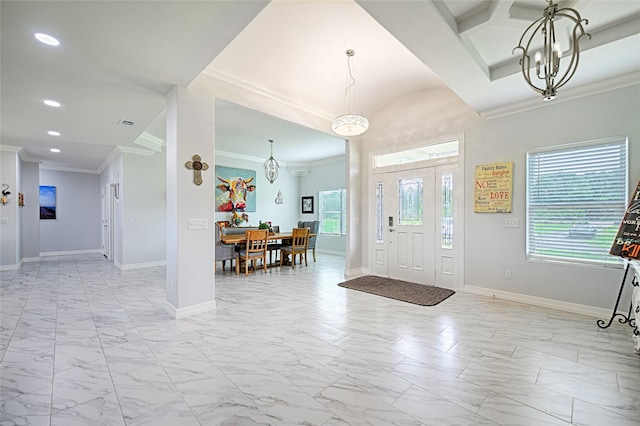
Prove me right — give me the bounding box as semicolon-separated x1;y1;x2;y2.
632;275;639;337
597;263;636;329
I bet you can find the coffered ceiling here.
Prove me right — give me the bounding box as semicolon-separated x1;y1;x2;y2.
1;0;638;172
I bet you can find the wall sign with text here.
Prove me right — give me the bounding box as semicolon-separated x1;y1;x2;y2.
474;162;513;213
610;179;640;260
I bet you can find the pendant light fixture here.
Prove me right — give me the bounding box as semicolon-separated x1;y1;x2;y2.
263;139;280;184
513;0;590;101
332;49;369;137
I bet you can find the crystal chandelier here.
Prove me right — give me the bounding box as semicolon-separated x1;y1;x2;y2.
332;49;369;137
513;0;590;101
263;139;280;184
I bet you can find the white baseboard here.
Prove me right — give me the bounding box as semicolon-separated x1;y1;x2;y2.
119;260;167;271
22;257;41;263
163;299;216;319
39;249;103;257
316;249;346;256
0;261;22;271
463;284;613;319
345;267;366;278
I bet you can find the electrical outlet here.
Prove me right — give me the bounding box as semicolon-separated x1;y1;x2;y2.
504;269;512;279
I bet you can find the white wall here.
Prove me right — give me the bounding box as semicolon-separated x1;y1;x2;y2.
20;161;40;260
299;156;347;255
39;169;101;254
214;153;300;231
121;151;166;267
463;86;640;310
361;84;640;311
346;138;363;273
100;152;123;265
0;148;19;267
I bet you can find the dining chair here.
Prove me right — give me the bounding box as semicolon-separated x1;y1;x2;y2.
267;225;281;265
236;229;269;275
215;223;237;272
298;220;319;262
279;227;310;269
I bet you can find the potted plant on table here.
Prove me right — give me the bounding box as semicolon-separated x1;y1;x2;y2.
258;220;273;234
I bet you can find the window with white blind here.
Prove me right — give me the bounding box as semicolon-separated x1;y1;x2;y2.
319;189;346;235
526;137;628;266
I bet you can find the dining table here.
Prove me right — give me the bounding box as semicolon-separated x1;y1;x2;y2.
220;231;315;268
220;232;315;245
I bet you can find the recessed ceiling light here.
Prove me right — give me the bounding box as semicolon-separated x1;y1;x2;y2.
50;148;61;153
48;130;61;136
43;99;61;107
34;33;60;46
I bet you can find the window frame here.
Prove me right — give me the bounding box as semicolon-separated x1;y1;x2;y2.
526;136;628;267
319;188;347;236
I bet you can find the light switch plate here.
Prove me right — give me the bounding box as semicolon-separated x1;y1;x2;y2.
188;219;208;230
504;219;520;228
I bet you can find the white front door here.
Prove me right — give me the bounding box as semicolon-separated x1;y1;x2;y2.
387;169;436;283
371;168;435;284
370;165;458;289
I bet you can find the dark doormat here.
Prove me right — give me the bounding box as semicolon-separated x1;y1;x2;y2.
338;275;455;306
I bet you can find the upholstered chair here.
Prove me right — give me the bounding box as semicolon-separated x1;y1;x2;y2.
297;220;319;262
215;224;238;272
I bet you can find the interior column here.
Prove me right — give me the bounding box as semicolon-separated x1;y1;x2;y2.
164;86;215;319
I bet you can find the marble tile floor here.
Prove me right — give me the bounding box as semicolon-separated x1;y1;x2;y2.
1;253;639;425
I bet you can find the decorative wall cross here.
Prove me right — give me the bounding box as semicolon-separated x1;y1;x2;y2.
185;155;209;186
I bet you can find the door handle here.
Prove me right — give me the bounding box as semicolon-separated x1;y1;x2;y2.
389;228;395;232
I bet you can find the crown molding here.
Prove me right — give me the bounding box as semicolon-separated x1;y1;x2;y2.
117;145;156;156
215;149;288;168
309;155;346;167
0;145;22;153
481;72;640;120
134;131;165;152
97;146;122;174
39;164;100;174
202;69;335;122
96;145;157;174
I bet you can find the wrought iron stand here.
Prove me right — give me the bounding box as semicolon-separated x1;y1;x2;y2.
597;262;637;333
633;276;640;338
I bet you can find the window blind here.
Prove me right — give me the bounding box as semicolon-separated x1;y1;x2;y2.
319;189;346;235
526;137;628;265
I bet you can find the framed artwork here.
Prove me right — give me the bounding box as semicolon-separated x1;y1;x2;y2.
215;166;256;212
473;162;513;213
39;185;57;220
302;196;314;214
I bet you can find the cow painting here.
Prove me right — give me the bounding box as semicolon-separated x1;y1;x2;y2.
215;166;257;212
